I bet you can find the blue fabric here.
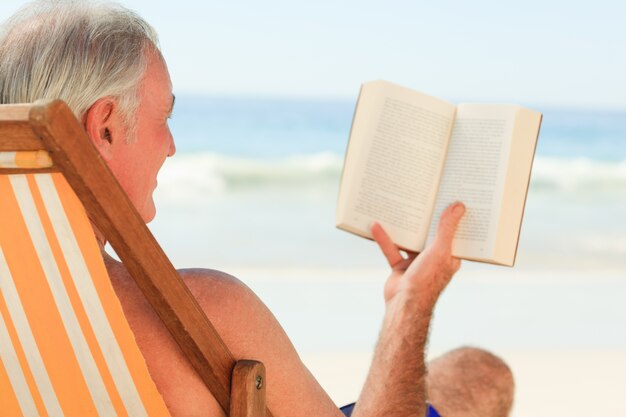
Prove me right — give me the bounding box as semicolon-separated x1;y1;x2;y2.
340;402;441;417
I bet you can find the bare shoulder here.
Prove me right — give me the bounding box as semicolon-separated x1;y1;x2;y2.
177;268;259;317
176;268;284;355
176;267;340;416
178;267;251;297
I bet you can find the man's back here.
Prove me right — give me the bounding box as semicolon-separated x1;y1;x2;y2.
103;251;346;417
104;253;224;416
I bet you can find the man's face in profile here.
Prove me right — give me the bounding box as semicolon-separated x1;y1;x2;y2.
106;51;176;223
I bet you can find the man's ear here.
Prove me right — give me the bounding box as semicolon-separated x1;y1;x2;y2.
83;98;120;161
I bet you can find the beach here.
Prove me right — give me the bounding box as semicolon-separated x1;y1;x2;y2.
146;95;626;415
301;349;626;416
219;268;626;416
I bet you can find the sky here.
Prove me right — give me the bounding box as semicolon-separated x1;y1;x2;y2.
0;0;625;110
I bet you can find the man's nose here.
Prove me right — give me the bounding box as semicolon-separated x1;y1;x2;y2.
167;135;176;157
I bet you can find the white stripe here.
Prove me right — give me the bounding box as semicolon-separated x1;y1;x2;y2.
36;174;150;417
0;152;18;168
0;310;37;417
0;247;55;417
10;174;116;417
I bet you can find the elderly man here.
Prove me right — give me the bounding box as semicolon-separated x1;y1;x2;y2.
0;1;514;416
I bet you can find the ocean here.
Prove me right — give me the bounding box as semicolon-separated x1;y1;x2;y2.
146;95;626;354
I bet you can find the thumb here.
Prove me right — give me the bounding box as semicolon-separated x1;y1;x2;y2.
434;202;465;249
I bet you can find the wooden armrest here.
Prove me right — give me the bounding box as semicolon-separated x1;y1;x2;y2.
230;360;267;417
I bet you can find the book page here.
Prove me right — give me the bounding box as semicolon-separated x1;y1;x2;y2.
493;108;542;265
427;105;518;259
336;80;456;251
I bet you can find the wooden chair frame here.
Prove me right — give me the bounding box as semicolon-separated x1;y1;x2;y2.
0;100;271;417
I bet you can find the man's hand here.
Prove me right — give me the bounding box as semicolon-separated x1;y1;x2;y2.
370;202;466;312
352;202;466;417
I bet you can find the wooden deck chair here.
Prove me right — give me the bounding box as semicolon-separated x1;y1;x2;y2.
0;100;270;417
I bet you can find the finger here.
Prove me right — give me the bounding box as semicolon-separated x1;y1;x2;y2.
370;222;404;267
434;202;465;249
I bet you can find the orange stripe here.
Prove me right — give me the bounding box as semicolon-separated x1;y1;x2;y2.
28;174;128;417
0;187;48;417
0;293;40;417
0;174;98;416
14;151;53;169
52;174;170;416
0;345;24;417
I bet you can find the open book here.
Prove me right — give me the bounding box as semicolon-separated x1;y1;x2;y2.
336;80;542;266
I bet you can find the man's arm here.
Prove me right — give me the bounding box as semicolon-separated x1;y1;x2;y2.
181;202;464;417
182;270;345;417
352;202;465;416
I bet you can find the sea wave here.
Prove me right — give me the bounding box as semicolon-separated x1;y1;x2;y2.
156;152;343;199
531;157;626;193
155;152;626;198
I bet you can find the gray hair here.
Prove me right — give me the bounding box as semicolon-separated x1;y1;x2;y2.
0;0;160;134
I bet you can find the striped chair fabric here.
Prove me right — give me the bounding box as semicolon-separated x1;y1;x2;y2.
0;153;171;416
